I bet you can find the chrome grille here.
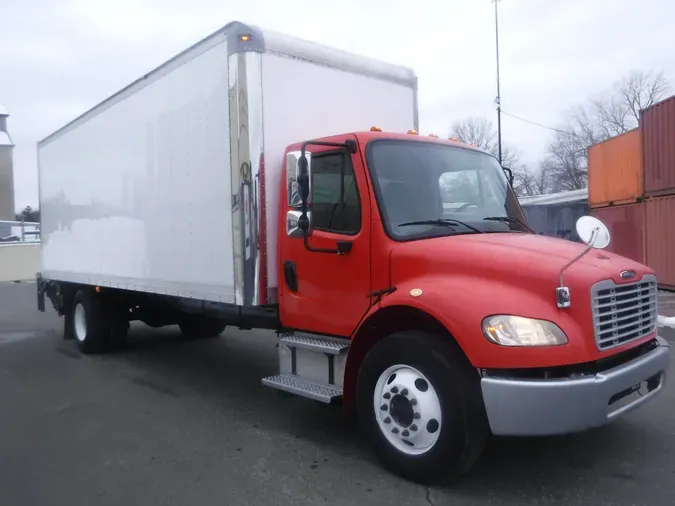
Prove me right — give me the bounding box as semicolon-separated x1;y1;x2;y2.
591;274;658;351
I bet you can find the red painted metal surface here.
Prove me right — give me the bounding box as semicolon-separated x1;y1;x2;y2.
591;203;646;264
642;95;675;196
645;195;675;288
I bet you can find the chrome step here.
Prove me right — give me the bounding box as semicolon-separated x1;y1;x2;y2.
262;374;342;403
279;334;349;355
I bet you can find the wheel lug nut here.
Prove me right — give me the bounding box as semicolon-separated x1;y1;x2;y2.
391;387;399;394
414;413;421;419
401;388;408;396
411;424;418;431
410;398;417;406
392;427;399;434
384;417;391;424
383;392;391;399
402;430;410;437
380;404;388;411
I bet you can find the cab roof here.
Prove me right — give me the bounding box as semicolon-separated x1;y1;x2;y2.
351;130;491;156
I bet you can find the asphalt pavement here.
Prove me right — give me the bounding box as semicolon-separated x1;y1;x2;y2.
1;281;674;506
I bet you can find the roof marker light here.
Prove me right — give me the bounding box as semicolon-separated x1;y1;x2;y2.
449;137;458;141
370;126;382;132
407;129;418;135
240;34;251;42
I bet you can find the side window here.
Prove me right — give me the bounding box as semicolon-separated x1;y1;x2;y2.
311;152;361;234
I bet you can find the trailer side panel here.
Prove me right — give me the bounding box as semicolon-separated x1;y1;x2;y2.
39;40;235;303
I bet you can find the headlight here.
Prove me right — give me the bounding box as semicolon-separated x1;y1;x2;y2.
482;315;568;347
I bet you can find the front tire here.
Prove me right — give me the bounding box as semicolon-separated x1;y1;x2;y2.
356;330;488;483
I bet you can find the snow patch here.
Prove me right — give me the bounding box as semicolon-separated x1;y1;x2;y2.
657;315;675;329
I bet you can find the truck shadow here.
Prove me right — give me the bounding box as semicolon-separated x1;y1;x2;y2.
98;324;371;457
452;424;642;494
100;325;659;498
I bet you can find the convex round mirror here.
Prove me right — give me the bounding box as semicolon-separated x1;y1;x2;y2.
576;215;610;249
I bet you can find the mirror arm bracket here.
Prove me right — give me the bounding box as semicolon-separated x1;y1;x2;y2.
502;166;514;186
303;234;343;255
556;227;598;309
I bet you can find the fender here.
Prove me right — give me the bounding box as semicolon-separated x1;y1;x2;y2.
342;274;657;407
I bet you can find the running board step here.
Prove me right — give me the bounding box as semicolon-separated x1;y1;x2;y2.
262;374;343;403
279;334;349;355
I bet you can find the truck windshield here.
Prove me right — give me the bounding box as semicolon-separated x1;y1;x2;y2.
367;140;528;240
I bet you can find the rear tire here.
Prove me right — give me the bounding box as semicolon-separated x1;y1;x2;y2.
72;289;110;354
356;330;488;483
178;316;226;339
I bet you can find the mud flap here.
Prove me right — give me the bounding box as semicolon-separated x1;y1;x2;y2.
37;273;45;312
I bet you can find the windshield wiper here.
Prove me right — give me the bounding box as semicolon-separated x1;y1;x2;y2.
398;219;482;233
482;216;534;233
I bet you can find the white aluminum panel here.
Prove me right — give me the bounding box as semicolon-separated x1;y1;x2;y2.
39;40;235;302
261;53;416;289
260;28;416;86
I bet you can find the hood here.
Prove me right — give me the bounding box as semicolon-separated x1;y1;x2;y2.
389;232;652;288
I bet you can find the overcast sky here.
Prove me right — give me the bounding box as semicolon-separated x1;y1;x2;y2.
1;0;674;211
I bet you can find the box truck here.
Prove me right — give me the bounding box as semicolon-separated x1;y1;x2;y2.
37;21;669;482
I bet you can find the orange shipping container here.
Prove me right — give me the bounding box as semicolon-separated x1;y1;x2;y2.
587;128;642;208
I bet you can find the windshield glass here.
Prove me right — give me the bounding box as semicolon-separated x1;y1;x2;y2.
367;140;527;240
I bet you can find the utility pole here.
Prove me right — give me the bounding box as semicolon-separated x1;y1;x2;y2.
493;0;502;165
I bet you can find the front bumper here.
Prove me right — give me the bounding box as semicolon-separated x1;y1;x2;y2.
481;337;670;436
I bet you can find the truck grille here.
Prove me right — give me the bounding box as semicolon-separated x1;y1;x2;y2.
591;274;658;351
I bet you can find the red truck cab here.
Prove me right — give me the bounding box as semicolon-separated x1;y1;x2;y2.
270;129;669;481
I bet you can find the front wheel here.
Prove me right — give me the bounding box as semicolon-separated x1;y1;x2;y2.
356;330;488;483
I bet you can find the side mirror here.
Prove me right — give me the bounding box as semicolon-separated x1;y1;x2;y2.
286;210;311;237
286;151;312;208
297;154;310;204
503;166;514;186
576;216;610;249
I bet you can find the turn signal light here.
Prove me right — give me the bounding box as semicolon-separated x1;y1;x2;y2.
370;126;382;132
407;129;418;135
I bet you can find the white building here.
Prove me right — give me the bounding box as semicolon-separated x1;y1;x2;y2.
0;104;16;237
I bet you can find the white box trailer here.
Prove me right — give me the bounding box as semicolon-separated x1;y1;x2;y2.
38;21;417;308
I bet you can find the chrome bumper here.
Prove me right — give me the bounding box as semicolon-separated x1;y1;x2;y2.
481;337;670;436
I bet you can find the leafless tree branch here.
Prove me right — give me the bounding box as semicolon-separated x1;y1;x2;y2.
543;69;670;192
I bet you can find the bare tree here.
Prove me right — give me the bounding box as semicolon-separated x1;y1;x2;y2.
544;70;670;191
450;116;549;197
513;165;551;197
450;116;520;168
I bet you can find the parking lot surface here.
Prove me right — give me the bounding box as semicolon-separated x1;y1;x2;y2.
1;282;674;506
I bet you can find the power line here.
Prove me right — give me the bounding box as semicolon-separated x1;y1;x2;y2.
501;110;569;135
500;110;590;157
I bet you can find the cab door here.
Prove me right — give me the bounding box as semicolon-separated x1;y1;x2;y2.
278;135;372;337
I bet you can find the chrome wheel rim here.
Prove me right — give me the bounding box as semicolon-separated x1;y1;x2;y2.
373;364;442;456
74;303;87;342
